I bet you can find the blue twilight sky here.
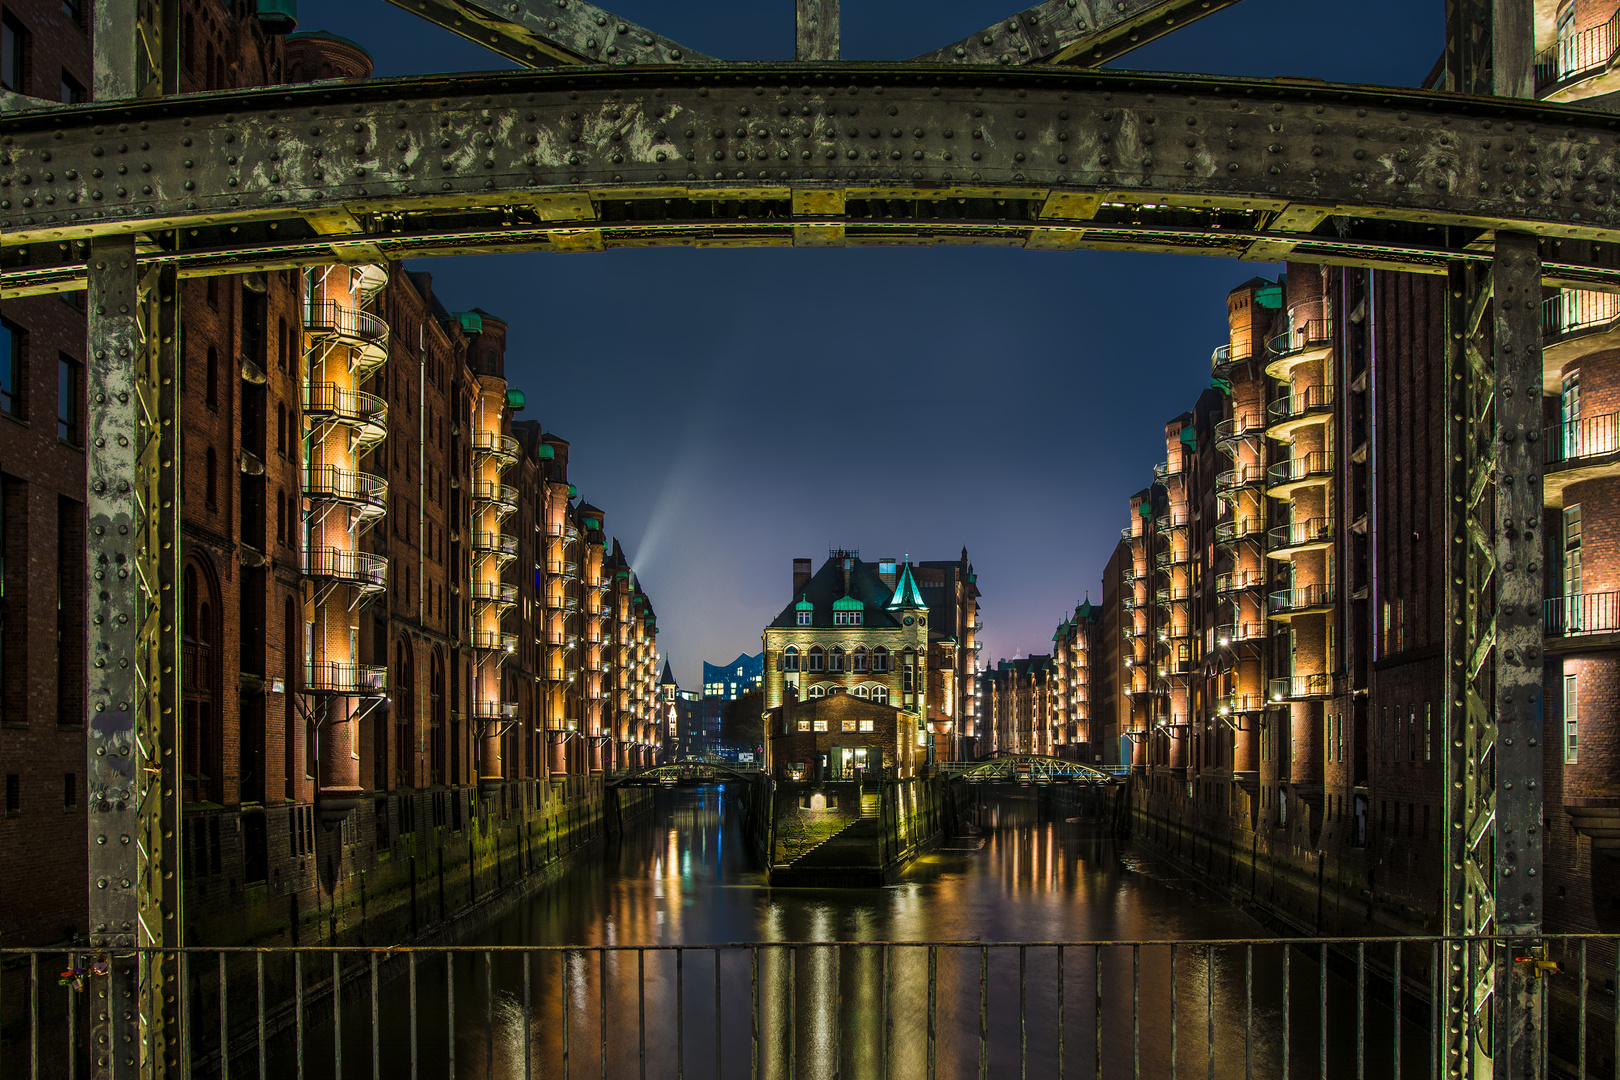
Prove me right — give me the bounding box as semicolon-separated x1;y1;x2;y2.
305;0;1444;689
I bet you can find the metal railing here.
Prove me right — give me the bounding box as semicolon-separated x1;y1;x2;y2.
303;383;387;438
470;630;517;652
1545;591;1620;636
1155;548;1191;570
1269;582;1337;615
304;300;389;349
468;580;517;605
469;481;518;513
304;464;388;515
1535;9;1620;90
303;546;388;590
1215;519;1263;545
1265;318;1333;359
1268;517;1335;552
1215;465;1266;495
1153;459;1178;481
1210;339;1254;373
1215;570;1265;595
1542;287;1620;338
1267;384;1335;427
471;430;520;460
1214;415;1262;446
1270;672;1344;700
1545;411;1620;466
1217;693;1266;714
1155;512;1189;532
1268;451;1334;489
470;700;519;721
471;531;517;558
304;660;387;695
4;936;1579;1080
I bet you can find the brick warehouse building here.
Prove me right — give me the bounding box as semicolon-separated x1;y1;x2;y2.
0;5;663;948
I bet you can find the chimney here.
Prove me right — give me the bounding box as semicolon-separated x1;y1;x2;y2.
793;558;812;595
877;558;898;589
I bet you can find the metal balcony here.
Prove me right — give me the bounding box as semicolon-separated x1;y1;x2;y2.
1267;583;1337;617
1266;451;1333;496
470;580;518;605
305;464;388;518
1214;519;1263;546
1534;10;1620;94
1543;288;1620;342
304;545;387;592
1544;591;1620;637
472;531;518;559
305;300;389;377
1120;526;1140;542
1545;411;1620;471
1214;415;1263;451
1155;512;1189;534
1155;586;1191;606
546;560;581;580
471;630;518;653
303;383;387;447
471;481;519;515
1120;595;1143;613
1210;340;1254;378
1262;319;1333;377
1215;465;1265;498
1218;622;1269;645
1267;516;1335;557
1215;570;1264;596
472;700;520;721
1153;460;1180;482
1154;548;1190;570
1269;672;1345;701
1216;693;1266;715
472;430;521;464
1266;385;1335;438
305;660;387;696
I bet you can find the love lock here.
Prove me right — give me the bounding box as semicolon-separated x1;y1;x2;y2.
1513;953;1560;979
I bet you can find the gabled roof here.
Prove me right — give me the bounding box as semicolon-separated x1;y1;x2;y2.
886;562;927;610
768;557;904;630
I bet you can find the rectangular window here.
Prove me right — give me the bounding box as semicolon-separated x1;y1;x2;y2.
62;0;83;27
1564;673;1578;764
813;720;827;732
63;772;75;809
1424;705;1432;762
1408;707;1417;762
0;317;23;418
859;720;875;733
57;355;79;444
59;70;83;104
842;720;857;732
796;611;811;626
4;773;17;814
1;16;26;94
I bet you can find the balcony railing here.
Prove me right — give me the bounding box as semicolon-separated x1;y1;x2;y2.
1269;672;1344;701
303;383;387;443
1267;451;1334;490
1268;583;1337;615
1120;526;1140;541
305;464;388;516
1155;512;1189;533
1220;622;1269;644
305;300;389;350
546;560;581;579
1210;339;1253;375
1266;385;1335;427
472;531;518;558
471;481;519;514
471;700;520;721
1545;411;1620;467
1215;465;1266;495
469;580;518;605
1267;516;1335;553
305;660;387;695
472;430;521;462
471;630;518;652
1152;460;1178;481
1120;595;1143;612
1154;548;1190;570
1217;693;1266;714
1534;10;1620;92
1264;319;1333;360
1215;570;1265;595
1156;586;1191;605
1215;519;1263;545
304;546;388;591
1214;415;1263;446
1543;288;1620;340
1545;591;1620;636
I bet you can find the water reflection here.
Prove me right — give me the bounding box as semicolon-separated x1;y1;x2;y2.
278;788;1431;1079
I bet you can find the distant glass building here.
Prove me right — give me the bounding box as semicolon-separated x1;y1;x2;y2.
703;653;764;700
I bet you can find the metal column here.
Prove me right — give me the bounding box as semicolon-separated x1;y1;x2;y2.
85;246;183;1080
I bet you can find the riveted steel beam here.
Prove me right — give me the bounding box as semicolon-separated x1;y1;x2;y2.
5;66;1620;282
911;0;1243;67
383;0;714;67
85;242;183;1080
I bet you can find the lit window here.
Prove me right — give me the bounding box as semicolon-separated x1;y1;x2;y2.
813;720;827;732
843;720;857;732
859;720;875;733
798;721;810;732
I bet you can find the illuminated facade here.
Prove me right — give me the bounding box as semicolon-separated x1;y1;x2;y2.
1050;599;1101;761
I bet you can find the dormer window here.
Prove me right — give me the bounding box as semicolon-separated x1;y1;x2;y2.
797;610;812;626
833;610;862;626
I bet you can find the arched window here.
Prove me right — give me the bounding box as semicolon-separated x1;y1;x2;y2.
871;647;889;673
783;646;799;672
872;686;889;705
853;646;868;673
204;448;217;507
829;646;844;673
807;646;825;673
853;685;869;699
902;649;916;692
808;685;826;699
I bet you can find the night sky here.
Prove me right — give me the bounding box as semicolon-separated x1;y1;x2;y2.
307;1;1443;688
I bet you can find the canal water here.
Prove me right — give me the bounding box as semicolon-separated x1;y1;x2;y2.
286;788;1432;1079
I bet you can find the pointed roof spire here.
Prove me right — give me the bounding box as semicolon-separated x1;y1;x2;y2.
886;561;927;610
658;659;678;687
